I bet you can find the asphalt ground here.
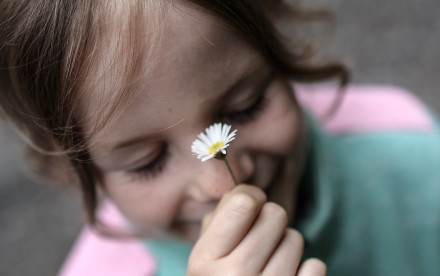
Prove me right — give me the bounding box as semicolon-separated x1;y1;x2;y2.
1;1;439;275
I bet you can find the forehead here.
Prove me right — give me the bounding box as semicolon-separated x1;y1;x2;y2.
81;2;261;151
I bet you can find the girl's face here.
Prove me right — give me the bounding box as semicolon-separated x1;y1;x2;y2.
81;4;304;242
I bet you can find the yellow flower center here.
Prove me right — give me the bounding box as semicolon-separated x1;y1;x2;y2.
209;141;224;154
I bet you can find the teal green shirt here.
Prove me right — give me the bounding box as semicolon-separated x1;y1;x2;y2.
295;114;440;275
145;239;192;276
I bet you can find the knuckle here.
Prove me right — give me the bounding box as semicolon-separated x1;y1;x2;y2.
235;184;267;202
228;192;262;215
313;258;328;273
286;228;305;249
304;258;328;275
263;202;288;224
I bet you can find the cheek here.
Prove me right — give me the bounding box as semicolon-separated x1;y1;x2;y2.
251;82;301;154
99;172;184;229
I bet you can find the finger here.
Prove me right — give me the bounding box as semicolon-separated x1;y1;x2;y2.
297;258;327;276
200;184;251;235
262;229;304;276
230;202;288;272
200;185;260;235
200;211;214;235
194;185;267;259
214;184;266;212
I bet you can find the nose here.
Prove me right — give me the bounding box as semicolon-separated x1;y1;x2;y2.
188;150;255;202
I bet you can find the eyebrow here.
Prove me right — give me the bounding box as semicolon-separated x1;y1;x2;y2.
114;135;152;150
222;60;264;98
109;118;186;151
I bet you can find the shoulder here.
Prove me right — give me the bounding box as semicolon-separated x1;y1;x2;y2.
298;84;440;190
296;84;435;135
299;85;440;191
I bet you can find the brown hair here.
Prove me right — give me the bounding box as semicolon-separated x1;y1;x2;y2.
0;0;348;225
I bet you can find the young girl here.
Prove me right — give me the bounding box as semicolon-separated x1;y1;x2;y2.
1;0;439;275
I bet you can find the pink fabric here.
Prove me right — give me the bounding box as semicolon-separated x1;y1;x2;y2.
58;202;157;276
296;84;433;134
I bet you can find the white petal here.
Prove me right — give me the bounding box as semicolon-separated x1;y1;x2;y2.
191;122;237;162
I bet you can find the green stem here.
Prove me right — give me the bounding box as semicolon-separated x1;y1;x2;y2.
222;157;238;186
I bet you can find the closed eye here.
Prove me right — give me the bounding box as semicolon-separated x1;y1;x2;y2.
221;91;268;124
221;71;273;125
126;144;168;181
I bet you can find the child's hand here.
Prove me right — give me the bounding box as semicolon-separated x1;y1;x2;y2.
187;184;326;276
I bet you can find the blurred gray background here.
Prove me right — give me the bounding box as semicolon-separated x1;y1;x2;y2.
1;0;439;275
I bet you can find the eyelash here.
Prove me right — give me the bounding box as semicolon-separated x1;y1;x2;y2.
127;75;273;181
127;145;168;181
221;91;268;125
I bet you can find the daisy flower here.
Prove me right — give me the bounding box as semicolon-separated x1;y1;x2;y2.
191;123;237;162
191;122;238;185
